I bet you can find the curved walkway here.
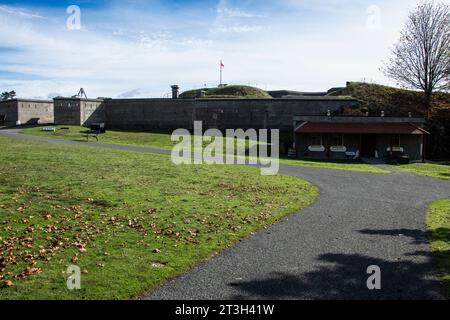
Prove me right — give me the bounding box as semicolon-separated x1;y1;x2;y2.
1;127;449;299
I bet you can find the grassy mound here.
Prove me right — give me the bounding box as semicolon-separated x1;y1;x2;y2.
180;85;272;99
331;82;450;158
330;82;450;117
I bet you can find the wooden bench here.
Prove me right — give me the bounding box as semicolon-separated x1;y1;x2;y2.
85;130;101;141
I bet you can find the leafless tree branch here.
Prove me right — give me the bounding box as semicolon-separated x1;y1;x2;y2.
383;1;450;107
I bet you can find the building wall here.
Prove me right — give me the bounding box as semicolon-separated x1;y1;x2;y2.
54;98;104;125
54;99;81;125
104;98;358;131
0;100;53;126
80;100;105;126
0;100;18;126
296;133;360;159
376;135;422;161
296;133;424;161
17;100;54;125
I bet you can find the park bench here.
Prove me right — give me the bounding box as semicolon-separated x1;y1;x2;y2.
85;123;106;141
85;130;101;141
41;127;56;132
384;147;410;164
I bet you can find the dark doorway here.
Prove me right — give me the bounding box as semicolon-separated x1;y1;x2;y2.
0;114;5;126
361;135;377;157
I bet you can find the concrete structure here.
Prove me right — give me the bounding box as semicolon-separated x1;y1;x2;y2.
268;90;328;98
0;99;53;126
171;85;180;99
103;97;358;131
51;92;428;161
2;83;428;162
294;116;429;161
53;97;104;126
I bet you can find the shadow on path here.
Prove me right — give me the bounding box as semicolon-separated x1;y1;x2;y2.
229;251;444;300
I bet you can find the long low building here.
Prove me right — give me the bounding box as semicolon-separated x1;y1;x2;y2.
0;99;54;126
294;116;429;161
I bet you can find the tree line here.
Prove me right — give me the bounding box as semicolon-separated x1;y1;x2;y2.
1;91;16;101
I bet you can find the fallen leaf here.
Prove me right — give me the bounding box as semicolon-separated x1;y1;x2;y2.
3;280;13;288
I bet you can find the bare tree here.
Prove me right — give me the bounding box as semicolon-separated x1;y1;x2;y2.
383;1;450;107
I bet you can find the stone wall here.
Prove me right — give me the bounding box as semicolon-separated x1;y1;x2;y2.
80;99;105;126
54;98;104;125
54;98;81;125
0;100;18;126
0;99;53;126
104;98;358;131
17;100;54;125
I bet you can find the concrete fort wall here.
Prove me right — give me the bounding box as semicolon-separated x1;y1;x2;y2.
0;100;18;126
104;98;358;131
0;99;53;126
80;100;105;126
17;100;54;125
54;98;104;126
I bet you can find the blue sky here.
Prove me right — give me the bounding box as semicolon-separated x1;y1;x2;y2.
0;0;438;98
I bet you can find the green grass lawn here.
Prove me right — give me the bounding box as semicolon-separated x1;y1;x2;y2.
21;126;389;174
427;199;450;298
0;136;318;299
279;157;389;174
21;126;180;150
394;162;450;180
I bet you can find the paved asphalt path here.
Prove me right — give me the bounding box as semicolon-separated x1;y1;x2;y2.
1;127;450;299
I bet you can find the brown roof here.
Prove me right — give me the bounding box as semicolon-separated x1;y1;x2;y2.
295;122;430;135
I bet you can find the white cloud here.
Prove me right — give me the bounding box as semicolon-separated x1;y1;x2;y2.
0;5;44;19
216;7;265;18
117;88;143;98
212;25;269;33
211;0;268;34
0;0;432;98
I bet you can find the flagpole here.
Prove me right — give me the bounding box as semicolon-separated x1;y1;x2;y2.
220;60;222;86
